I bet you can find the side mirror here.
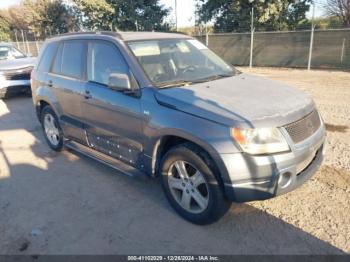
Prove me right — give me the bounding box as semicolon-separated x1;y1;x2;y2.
108;73;131;91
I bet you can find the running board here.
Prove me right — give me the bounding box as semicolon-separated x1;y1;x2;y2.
65;141;144;177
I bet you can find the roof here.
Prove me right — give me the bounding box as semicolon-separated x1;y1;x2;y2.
49;31;192;42
118;31;191;41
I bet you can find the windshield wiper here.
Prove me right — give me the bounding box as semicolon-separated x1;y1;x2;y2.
157;80;193;88
157;74;233;88
191;73;234;84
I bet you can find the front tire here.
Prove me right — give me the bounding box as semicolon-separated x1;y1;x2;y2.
160;144;231;225
41;105;64;151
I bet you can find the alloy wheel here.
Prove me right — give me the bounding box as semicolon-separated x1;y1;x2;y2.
168;160;209;214
43;113;60;146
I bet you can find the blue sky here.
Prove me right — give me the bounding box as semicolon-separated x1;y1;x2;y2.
1;0;326;28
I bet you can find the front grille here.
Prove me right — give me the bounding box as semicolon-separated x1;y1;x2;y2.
2;67;32;81
284;110;321;144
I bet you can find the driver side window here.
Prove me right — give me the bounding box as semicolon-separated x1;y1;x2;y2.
87;41;128;86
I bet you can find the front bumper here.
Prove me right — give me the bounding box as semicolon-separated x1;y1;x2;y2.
222;123;326;202
0;79;31;97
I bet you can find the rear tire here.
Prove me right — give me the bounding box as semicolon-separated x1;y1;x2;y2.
160;143;231;225
40;105;64;151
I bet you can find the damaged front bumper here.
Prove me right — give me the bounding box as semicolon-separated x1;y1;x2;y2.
222;123;326;202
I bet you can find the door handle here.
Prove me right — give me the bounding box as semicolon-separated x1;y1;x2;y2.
48;80;53;88
84;90;92;99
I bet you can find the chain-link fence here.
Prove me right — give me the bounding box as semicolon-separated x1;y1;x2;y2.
196;28;350;70
9;41;44;57
3;28;350;70
1;29;51;57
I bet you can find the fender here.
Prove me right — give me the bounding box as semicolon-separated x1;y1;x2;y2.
147;128;231;189
34;85;62;121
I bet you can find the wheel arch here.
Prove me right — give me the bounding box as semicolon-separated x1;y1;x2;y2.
151;133;230;192
34;85;61;121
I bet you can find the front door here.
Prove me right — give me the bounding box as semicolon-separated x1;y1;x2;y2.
81;40;144;168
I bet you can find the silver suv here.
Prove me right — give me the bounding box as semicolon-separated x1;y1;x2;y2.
31;32;326;224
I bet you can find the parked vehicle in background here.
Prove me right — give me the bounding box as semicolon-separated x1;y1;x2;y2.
31;31;326;224
0;43;36;98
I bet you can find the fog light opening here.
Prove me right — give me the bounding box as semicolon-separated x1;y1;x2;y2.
279;172;292;189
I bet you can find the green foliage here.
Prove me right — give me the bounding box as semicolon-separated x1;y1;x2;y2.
74;0;170;31
0;0;79;38
314;16;345;29
108;0;170;31
0;0;170;39
197;0;311;32
0;18;11;41
73;0;115;30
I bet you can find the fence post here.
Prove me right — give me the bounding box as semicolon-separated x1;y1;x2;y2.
249;7;254;68
205;30;209;46
34;34;39;56
307;2;315;70
14;30;19;49
341;38;346;64
307;25;315;70
21;30;26;54
25;31;30;55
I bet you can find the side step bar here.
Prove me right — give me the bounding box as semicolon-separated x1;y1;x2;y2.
65;140;144;177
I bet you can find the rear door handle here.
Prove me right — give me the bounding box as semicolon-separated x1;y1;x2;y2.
84;90;92;99
48;80;53;87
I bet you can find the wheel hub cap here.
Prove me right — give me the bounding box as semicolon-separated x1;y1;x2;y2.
43;114;60;146
168;160;209;214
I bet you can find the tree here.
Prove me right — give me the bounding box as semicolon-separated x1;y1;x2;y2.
73;0;170;31
0;0;79;39
324;0;350;27
109;0;170;31
197;0;311;32
0;18;11;41
22;0;79;36
73;0;115;30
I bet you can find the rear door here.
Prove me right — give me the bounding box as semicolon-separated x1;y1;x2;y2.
48;40;87;143
81;40;144;168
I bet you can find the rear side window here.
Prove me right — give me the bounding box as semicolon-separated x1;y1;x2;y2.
51;41;85;79
37;42;58;72
52;43;63;74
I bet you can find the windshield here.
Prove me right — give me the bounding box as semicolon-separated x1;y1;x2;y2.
0;45;26;60
128;39;236;87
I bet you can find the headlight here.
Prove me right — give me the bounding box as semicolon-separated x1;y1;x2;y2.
231;127;290;154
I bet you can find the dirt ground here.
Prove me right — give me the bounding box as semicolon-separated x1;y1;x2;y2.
0;67;349;255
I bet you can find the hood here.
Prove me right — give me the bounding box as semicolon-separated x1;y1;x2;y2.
154;73;315;128
0;57;36;71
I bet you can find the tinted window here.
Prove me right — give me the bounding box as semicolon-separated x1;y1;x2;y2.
87;41;128;85
52;43;63;74
61;41;85;79
37;42;58;72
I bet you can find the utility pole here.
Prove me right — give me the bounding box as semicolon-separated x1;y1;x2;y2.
307;2;315;70
249;6;254;68
175;0;178;31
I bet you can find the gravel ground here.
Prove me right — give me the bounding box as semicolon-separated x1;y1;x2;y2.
0;67;349;255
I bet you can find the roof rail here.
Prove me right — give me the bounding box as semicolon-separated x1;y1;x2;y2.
49;31;122;39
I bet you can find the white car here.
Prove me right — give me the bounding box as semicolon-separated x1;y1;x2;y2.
0;43;36;98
